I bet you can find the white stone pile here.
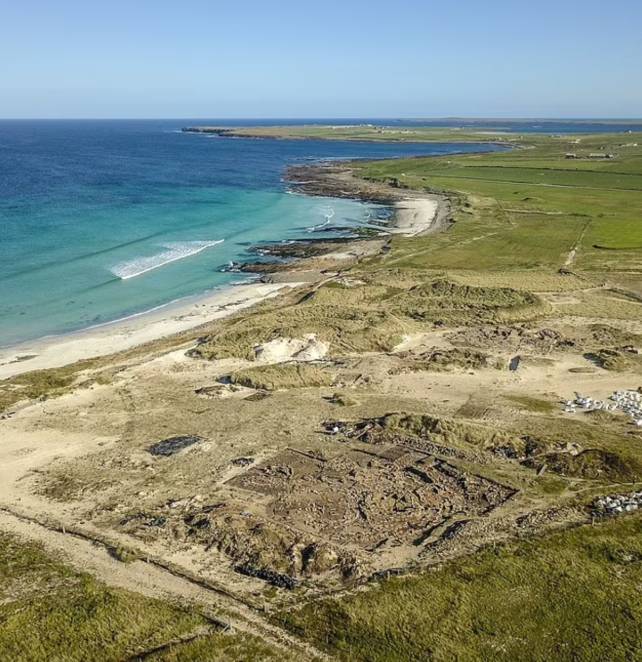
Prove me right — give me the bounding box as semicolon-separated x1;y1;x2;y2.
592;491;642;516
563;389;642;426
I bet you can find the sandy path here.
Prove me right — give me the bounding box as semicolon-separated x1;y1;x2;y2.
564;219;591;268
0;506;328;660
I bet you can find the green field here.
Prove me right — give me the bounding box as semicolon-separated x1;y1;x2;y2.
279;513;642;662
186;124;524;143
208;126;642;278
357;132;642;277
0;532;284;662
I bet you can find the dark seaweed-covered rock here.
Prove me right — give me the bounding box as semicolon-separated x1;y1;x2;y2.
234;563;298;589
148;435;202;457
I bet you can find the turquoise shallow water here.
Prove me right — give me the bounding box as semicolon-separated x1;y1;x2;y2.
1;183;372;345
0;120;504;347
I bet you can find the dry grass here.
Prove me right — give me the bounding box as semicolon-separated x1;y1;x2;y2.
190;276;546;362
229;363;335;390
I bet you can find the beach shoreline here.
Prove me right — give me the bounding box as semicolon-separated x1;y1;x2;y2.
0;162;445;379
286;159;451;235
0;282;300;379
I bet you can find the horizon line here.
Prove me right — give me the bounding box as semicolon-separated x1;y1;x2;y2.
1;116;642;122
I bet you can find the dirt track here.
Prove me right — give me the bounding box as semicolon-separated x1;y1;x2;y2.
0;506;329;660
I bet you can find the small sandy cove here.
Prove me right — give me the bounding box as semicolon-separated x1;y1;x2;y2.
392;197;441;236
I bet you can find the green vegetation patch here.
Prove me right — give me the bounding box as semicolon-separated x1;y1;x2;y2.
189;124;522;144
390;278;543;324
229;362;335;390
356;132;642;275
514;416;642;482
586;347;642;372
0;366;78;413
525;448;641;482
278;514;642;662
503;394;557;413
335;412;642;483
146;631;290;661
0;532;208;662
190;298;410;362
554;290;642;322
328;391;359;407
191;276;543;362
337;412;520;459
0;532;290;661
392;346;503;373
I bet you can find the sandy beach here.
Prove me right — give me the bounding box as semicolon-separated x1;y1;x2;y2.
392;197;440;235
0;281;300;379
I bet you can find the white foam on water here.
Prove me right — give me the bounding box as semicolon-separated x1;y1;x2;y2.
111;240;224;280
306;206;335;232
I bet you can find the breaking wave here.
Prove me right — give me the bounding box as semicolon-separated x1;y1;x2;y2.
306;206;335;232
111;240;224;280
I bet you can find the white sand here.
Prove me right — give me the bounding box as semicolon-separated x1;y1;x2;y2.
254;334;329;363
392;197;440;236
0;282;301;379
0;195;441;379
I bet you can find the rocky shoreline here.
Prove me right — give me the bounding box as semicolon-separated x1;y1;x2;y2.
182;126;311;140
286;161;454;234
230;161;452;277
286;162;404;203
182;127;235;136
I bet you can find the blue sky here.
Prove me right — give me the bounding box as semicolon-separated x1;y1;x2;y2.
1;0;641;118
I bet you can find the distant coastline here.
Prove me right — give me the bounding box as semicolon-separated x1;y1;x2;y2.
180;124;520;145
181;118;642;142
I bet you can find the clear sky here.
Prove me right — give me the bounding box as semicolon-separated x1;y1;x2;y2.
2;0;641;119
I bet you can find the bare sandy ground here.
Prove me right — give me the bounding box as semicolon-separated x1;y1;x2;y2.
0;282;300;379
1;315;639;605
392;197;440;236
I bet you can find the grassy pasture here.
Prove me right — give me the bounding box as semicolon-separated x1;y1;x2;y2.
188;124;524;143
279;513;642;662
0;532;287;661
358;133;642;275
0;532;206;661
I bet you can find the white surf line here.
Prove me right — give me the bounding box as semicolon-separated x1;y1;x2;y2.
112;240;224;280
306;206;335;232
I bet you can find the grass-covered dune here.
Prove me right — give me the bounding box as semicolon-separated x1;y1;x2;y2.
190;275;546;362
